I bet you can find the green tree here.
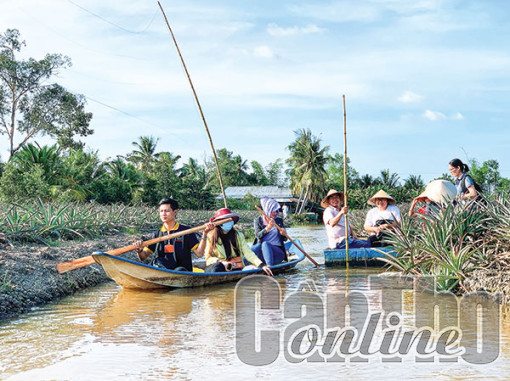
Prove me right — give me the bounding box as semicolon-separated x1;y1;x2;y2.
378;169;400;189
126;135;160;174
10;143;62;185
286;128;329;213
403;174;425;191
325;153;359;190
57;149;106;201
0;162;51;201
178;157;214;209
0;29;93;158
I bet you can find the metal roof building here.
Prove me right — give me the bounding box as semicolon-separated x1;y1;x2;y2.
216;186;296;203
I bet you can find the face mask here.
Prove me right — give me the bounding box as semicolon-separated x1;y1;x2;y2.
221;221;234;232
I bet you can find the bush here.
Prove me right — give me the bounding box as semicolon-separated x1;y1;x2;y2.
0;163;51;201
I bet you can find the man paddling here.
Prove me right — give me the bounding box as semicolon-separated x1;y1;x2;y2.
134;198;215;271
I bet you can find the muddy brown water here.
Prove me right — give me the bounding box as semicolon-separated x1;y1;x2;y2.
1;226;510;380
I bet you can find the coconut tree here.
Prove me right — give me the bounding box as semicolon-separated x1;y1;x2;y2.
378;169;400;189
403;174;425;191
126;135;160;174
286;129;329;214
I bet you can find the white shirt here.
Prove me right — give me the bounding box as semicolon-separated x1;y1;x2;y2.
323;206;350;248
364;204;402;235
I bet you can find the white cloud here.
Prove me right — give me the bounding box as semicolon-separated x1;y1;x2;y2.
422;110;465;121
397;91;423;103
267;23;322;37
453;112;464;120
253;45;274;59
422;110;447;121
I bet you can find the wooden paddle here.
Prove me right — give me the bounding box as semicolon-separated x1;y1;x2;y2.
56;218;232;274
255;206;319;267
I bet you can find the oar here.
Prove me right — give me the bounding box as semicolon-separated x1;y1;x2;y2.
56;218;232;274
255;206;319;267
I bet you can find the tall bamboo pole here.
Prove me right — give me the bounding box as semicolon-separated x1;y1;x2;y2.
158;1;228;208
342;95;349;265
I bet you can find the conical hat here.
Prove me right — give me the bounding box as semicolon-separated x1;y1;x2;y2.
367;189;396;206
320;189;345;208
418;180;456;205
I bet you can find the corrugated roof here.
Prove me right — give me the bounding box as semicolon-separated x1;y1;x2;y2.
216;186;294;199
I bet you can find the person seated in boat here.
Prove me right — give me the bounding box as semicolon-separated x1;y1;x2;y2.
251;197;288;266
134;198;215;271
203;208;273;275
321;189;371;250
408;180;457;217
364;190;402;247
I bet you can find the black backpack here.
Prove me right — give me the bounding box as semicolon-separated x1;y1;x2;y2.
458;175;485;203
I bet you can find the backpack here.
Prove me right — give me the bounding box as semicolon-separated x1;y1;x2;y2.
459;175;486;203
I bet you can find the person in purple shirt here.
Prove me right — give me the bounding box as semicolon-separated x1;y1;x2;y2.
251;197;288;266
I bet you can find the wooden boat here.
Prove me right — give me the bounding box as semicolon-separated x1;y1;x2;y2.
92;240;306;289
323;246;397;267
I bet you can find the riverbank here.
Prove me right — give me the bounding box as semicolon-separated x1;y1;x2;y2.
0;222;256;322
0;233;141;322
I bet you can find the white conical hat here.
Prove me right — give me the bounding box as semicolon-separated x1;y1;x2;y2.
367;189;396;206
418;180;456;205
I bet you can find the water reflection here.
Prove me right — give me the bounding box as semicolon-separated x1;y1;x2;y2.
1;226;510;379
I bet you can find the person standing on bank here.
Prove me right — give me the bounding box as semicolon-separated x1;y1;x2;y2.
134;198;215;271
321;189;371;250
449;158;478;201
364;190;402;247
203;208;273;275
251;197;288;266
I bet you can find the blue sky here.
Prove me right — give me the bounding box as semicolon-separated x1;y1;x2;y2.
0;0;509;183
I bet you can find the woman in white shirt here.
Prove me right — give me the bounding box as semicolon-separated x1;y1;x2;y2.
364;190;401;247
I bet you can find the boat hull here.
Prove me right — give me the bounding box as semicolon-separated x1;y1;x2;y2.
92;240;306;289
323;247;397;267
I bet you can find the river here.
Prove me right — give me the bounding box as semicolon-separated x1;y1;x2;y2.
1;226;509;380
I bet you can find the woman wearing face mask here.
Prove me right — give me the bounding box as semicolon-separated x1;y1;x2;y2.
203;208;273;275
251;197;288;266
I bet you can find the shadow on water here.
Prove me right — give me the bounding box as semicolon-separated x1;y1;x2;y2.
1;225;510;379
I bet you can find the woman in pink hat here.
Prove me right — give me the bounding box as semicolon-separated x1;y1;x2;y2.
203;208;273;275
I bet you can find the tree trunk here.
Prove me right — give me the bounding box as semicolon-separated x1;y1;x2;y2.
299;186;310;214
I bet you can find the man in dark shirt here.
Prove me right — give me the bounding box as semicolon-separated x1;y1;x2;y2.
134;198;214;271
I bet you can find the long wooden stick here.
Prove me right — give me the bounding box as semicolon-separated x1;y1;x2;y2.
158;1;228;208
255;206;319;267
56;218;232;274
342;95;349;265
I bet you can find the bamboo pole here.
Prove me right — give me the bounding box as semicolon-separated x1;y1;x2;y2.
342;95;349;266
158;1;228;208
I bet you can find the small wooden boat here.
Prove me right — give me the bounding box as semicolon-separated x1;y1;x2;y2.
92;240;306;289
323;247;397;267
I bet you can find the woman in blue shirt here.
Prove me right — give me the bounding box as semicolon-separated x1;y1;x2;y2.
448;158;477;201
251;197;288;266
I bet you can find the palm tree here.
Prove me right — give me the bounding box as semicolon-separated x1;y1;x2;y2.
127;136;160;174
11;143;62;184
286;129;329;214
403;174;425;191
378;169;400;189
